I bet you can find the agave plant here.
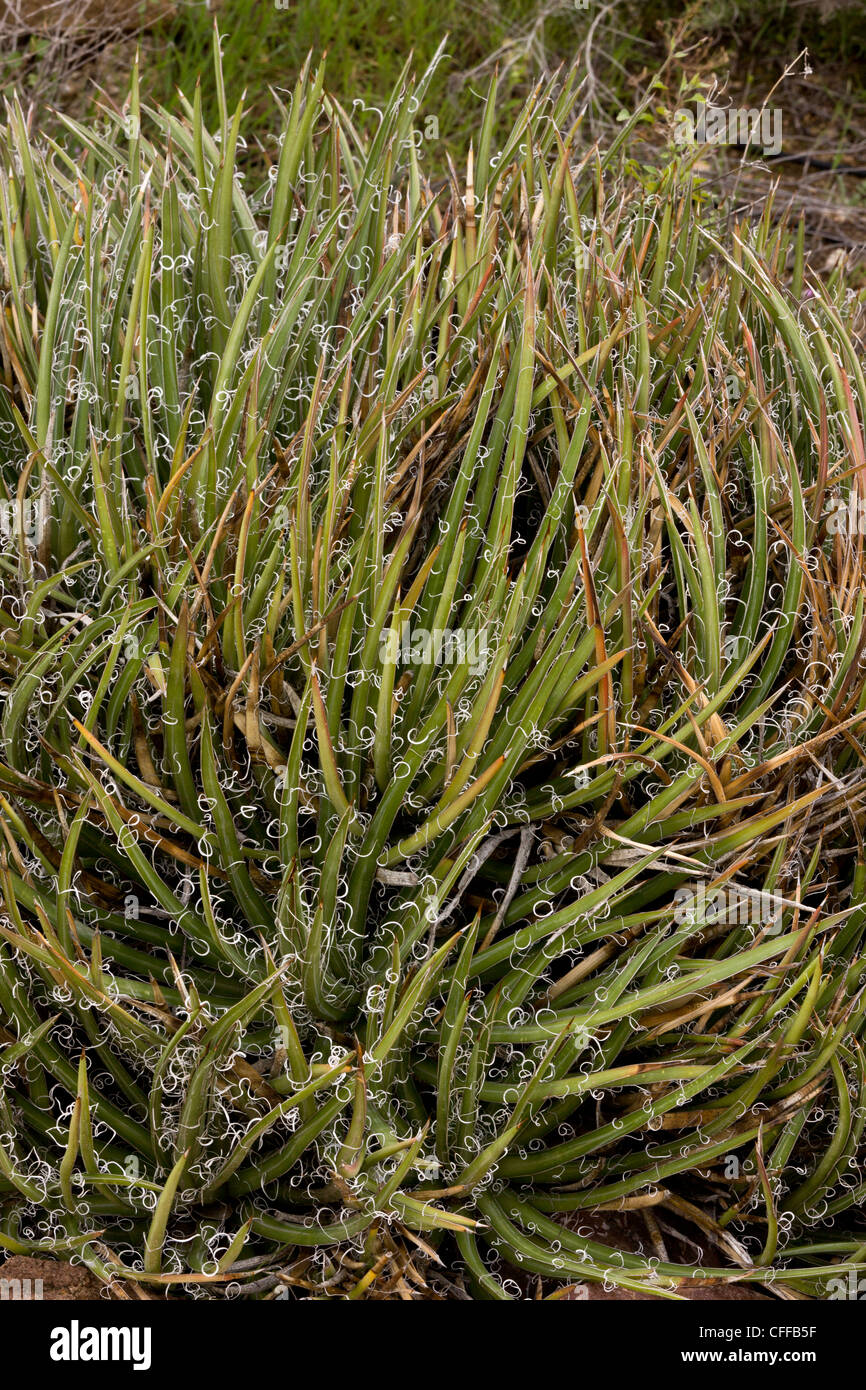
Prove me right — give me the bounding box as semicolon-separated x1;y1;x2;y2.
0;39;865;1299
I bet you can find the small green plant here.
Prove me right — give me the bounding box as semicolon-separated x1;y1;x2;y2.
0;39;865;1298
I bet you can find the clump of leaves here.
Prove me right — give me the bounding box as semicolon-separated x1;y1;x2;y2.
0;41;865;1299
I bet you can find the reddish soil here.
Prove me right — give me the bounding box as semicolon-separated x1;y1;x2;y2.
0;1254;110;1301
553;1210;772;1301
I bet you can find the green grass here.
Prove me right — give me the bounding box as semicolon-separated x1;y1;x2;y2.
145;0;866;154
147;0;583;153
4;0;866;170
